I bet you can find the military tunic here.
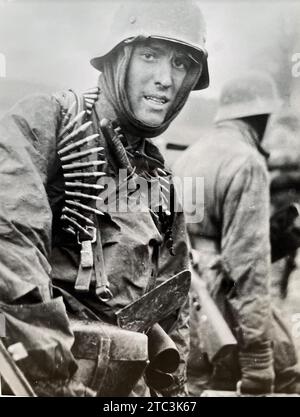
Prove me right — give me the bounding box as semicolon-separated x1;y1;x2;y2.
0;88;190;391
174;119;300;390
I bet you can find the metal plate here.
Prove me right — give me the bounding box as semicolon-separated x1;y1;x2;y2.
116;270;191;332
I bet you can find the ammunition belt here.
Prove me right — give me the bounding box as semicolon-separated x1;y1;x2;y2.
56;87;112;302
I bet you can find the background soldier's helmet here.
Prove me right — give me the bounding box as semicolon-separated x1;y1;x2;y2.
215;71;281;122
90;0;209;91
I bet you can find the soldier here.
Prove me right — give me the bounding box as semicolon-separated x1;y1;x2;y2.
0;1;209;396
174;71;300;395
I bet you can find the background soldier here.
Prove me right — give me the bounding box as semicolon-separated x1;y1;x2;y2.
174;71;300;395
0;0;209;396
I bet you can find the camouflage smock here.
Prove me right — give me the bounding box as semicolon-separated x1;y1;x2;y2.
174;119;299;386
0;88;190;388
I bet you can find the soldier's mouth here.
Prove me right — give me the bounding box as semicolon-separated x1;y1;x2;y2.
144;95;169;105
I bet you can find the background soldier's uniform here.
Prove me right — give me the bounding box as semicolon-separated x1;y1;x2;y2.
263;110;300;299
174;118;300;394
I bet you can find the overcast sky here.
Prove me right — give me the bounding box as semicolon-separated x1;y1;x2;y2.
0;0;299;99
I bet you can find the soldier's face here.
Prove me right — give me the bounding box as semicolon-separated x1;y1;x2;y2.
127;39;192;127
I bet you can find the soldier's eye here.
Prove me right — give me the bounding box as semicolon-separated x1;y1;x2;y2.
144;53;154;59
141;50;156;61
173;56;190;70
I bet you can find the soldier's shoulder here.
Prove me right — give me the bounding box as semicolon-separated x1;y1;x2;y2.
52;89;78;110
0;92;62;129
53;87;100;117
221;144;266;179
8;92;58;112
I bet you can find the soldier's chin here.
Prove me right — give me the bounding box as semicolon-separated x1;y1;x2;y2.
138;113;165;127
147;120;162;127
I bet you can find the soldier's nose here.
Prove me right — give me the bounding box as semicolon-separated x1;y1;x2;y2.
154;60;173;89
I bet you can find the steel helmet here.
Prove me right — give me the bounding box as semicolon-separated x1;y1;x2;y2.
215;71;281;122
90;0;209;91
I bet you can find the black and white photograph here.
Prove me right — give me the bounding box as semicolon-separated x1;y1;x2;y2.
0;0;300;403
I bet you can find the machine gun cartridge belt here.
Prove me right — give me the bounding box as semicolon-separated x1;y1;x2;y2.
56;87;113;302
